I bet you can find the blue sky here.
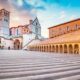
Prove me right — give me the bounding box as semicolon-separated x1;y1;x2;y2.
0;0;80;37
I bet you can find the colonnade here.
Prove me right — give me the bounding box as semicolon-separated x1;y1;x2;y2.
29;43;80;54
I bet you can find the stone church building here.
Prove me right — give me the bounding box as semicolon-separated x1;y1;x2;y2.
0;9;41;49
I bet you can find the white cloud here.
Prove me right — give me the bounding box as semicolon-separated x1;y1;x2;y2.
5;0;33;27
17;0;23;6
59;11;66;19
70;15;76;20
25;0;43;6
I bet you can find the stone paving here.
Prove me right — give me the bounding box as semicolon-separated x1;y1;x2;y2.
0;50;80;80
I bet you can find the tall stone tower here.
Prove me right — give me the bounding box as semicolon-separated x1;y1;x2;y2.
0;9;10;37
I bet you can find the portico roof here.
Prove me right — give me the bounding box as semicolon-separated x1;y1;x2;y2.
34;30;80;45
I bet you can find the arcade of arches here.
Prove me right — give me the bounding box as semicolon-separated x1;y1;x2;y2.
29;43;80;54
14;39;22;50
29;19;80;54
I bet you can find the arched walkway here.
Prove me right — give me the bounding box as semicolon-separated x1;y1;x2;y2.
52;45;55;52
64;44;67;53
69;44;73;54
60;45;63;53
47;46;49;52
45;46;48;52
44;46;46;52
56;45;58;53
14;39;21;50
42;46;44;52
49;45;51;52
74;44;79;54
37;46;39;51
39;46;41;51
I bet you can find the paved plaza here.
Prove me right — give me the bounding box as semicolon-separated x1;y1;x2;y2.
0;50;80;80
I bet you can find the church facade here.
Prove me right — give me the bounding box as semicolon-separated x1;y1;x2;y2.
29;18;80;54
0;9;41;49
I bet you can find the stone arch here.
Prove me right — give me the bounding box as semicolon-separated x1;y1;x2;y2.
44;46;46;52
52;45;55;52
38;46;39;51
32;46;34;51
41;46;43;52
49;45;51;52
36;46;37;51
40;46;42;51
43;46;45;52
33;46;35;51
69;44;73;54
45;45;48;52
14;39;21;50
37;46;39;51
42;46;44;52
64;44;67;53
39;46;41;51
74;44;79;54
46;45;48;52
60;45;63;53
36;46;38;51
56;45;58;53
38;46;40;51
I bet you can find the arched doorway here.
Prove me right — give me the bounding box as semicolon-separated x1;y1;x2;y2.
44;46;46;52
37;46;39;51
39;46;40;51
46;46;48;52
14;39;21;50
42;46;44;52
56;45;58;53
64;44;67;53
60;45;63;53
43;46;45;52
45;46;47;52
52;45;55;52
49;45;51;52
74;44;79;54
40;46;41;51
69;44;73;54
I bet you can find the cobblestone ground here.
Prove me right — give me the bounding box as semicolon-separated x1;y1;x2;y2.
0;50;80;80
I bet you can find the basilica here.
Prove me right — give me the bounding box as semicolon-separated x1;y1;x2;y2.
0;9;41;49
1;9;80;54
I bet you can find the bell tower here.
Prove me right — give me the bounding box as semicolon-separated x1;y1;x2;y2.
0;9;10;37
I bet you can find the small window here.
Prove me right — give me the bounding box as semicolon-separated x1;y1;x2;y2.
75;24;78;30
36;23;37;26
10;30;12;35
4;19;8;22
67;26;69;31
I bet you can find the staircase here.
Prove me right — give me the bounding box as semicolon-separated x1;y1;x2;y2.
22;39;35;50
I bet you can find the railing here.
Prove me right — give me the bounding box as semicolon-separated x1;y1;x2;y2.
22;39;35;49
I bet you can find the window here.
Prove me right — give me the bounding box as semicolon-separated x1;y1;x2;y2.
75;24;78;30
10;30;12;35
4;19;8;22
36;23;38;26
67;26;69;31
36;27;38;33
17;29;18;35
